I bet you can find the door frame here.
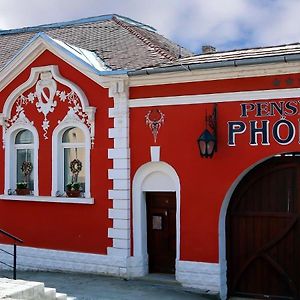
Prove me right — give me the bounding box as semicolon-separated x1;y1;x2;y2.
132;161;180;276
146;191;177;273
219;154;292;300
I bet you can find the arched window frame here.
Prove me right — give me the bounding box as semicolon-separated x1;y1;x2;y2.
4;123;39;196
52;120;91;198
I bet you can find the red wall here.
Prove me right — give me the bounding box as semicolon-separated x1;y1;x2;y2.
0;50;113;254
129;73;300;263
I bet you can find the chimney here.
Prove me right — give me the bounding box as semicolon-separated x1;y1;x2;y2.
202;45;216;54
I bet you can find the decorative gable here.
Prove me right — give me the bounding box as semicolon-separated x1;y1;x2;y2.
0;65;96;147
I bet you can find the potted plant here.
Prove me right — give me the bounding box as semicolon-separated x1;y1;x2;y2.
16;182;30;195
66;182;81;197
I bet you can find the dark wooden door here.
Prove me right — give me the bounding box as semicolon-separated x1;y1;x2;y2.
226;156;300;299
146;192;176;273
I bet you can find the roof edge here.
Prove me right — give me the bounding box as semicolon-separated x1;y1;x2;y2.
0;14;156;36
0;32;129;92
128;53;300;76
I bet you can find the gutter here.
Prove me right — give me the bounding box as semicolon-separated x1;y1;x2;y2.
128;53;300;76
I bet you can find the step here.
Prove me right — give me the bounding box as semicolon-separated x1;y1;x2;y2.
0;278;45;299
55;293;67;300
44;287;57;300
0;278;76;300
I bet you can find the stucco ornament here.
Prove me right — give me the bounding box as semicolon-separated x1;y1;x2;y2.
35;71;57;119
5;71;95;143
145;109;165;143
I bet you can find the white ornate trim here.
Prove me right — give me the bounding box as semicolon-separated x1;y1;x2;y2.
35;71;58;119
1;65;96;145
132;161;180;275
3;66;88;117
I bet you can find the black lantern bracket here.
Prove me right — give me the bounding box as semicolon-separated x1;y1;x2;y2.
207;103;217;152
197;104;218;158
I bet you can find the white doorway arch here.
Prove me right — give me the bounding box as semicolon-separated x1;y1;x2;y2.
132;161;180;276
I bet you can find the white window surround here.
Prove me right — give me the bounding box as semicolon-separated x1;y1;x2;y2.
52;116;91;199
4;121;39;196
62;127;85;189
132;161;180;275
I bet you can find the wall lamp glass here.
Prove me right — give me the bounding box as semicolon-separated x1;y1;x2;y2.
197;104;217;158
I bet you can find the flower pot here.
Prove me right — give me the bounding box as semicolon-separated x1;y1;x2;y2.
66;190;81;198
16;188;30;195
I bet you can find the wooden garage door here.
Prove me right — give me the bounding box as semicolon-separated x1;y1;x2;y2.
226;156;300;299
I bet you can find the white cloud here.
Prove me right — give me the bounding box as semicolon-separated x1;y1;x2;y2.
0;0;300;53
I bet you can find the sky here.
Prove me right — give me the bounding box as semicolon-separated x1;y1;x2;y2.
1;0;300;54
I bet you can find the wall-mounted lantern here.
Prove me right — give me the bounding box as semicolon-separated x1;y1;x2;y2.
197;104;217;158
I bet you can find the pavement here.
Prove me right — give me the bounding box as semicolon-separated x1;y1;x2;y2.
1;271;218;300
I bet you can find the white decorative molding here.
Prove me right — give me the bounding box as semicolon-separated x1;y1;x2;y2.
2;65;96;145
3;65;88;117
129;87;300;108
132;161;180;275
36;71;57;120
176;260;220;294
107;80;131;257
0;194;94;204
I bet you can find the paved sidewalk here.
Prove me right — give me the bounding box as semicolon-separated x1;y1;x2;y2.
1;271;218;300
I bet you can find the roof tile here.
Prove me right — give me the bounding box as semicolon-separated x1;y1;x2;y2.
0;15;193;71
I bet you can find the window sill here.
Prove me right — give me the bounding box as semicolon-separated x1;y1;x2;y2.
0;194;94;204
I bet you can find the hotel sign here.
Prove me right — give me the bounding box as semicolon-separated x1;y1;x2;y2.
228;101;300;146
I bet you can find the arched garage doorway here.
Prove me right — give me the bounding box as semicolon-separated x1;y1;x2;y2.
226;155;300;299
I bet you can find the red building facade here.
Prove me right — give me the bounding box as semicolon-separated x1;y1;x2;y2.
0;15;299;300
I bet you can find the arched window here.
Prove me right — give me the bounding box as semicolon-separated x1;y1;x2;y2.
4;124;39;196
15;129;34;191
62;127;85;193
52;122;91;199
